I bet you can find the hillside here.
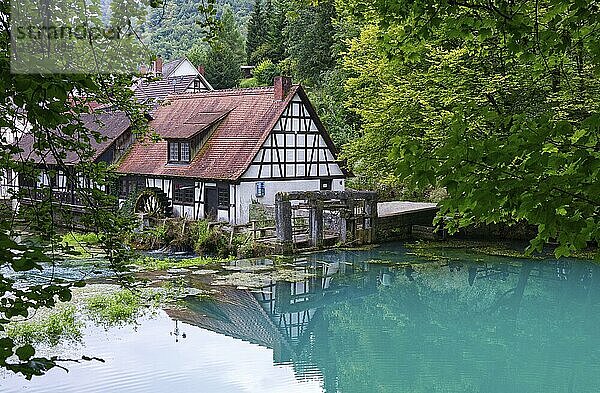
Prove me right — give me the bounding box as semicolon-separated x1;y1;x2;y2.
142;0;252;60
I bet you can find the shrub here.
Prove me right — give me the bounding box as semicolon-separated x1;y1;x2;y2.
253;59;280;86
239;77;260;88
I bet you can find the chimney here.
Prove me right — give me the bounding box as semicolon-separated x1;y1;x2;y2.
274;76;292;101
154;55;163;75
197;65;205;76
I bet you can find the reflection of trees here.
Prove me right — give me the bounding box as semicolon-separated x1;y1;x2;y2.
248;250;600;393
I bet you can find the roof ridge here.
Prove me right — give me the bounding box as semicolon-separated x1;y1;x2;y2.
168;85;300;101
170;86;274;99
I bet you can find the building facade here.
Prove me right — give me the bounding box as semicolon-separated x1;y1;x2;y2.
10;77;346;225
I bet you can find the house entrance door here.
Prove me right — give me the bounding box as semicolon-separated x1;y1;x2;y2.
204;187;218;221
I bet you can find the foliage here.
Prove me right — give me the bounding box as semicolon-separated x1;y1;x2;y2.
338;0;600;257
59;232;102;258
246;0;267;64
306;69;359;147
202;6;246;88
253;59;281;85
239;77;261;88
187;44;208;69
7;306;83;347
0;0;151;378
193;220;233;256
246;0;288;65
286;0;336;85
62;232;101;246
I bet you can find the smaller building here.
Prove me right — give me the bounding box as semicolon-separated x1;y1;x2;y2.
11;112;135;208
134;57;213;105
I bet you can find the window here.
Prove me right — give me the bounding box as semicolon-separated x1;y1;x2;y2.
217;186;229;208
18;173;36;188
169;143;179;162
255;181;265;198
180;142;190;162
168;141;191;164
173;179;195;205
119;176;144;197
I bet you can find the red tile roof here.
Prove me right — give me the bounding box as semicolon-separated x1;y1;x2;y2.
117;85;300;181
157;110;230;139
16;111;131;165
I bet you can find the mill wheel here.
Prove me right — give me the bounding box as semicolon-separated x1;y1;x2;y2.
134;187;172;218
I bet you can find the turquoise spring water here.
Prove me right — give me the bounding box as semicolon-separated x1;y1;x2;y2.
2;244;599;392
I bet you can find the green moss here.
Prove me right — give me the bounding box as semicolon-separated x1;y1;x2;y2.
7;306;83;346
406;239;540;260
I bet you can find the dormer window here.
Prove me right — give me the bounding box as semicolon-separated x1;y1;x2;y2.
162;110;230;165
168;141;191;164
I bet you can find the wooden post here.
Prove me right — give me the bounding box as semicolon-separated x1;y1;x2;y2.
346;199;356;243
339;209;348;243
364;196;378;244
275;198;292;245
309;199;324;248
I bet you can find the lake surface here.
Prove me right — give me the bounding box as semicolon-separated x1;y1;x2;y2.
3;243;600;392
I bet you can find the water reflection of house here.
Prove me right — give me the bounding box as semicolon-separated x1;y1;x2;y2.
166;257;386;376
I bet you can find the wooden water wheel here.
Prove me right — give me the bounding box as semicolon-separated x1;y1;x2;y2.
134;187;172;218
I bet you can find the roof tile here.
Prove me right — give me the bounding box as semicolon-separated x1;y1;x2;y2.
117;86;299;181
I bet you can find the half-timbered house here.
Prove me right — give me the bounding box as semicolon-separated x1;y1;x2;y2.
117;77;347;224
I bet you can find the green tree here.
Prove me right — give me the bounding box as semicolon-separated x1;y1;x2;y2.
187;44;208;68
253;59;280;85
204;6;245;88
245;0;267;64
287;0;336;84
339;0;600;256
143;0;252;60
263;0;287;63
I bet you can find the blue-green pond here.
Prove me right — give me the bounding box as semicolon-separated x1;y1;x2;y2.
2;243;600;393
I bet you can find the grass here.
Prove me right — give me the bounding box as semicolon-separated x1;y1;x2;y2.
7;306;83;346
61;232;102;258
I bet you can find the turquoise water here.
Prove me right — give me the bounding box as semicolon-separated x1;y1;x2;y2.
3;244;600;392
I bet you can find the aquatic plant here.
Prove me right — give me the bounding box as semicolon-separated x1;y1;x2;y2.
62;232;101;246
85;290;144;327
193;220;233;256
7;306;83;346
133;255;227;271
